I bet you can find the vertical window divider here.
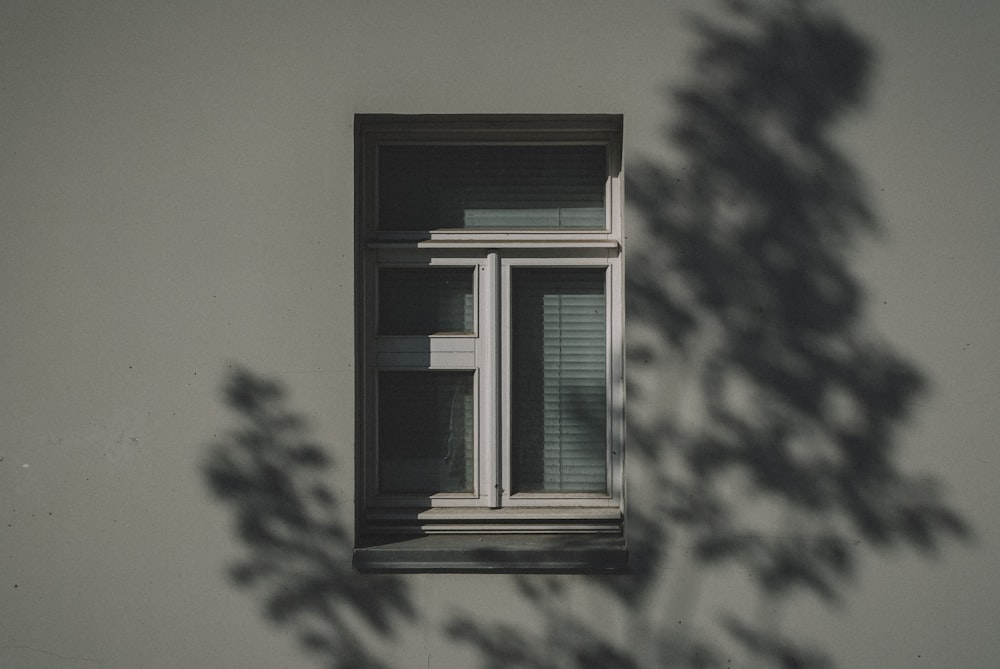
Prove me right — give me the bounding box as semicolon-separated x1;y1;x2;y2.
605;259;615;495
499;254;513;507
608;250;624;501
484;251;502;508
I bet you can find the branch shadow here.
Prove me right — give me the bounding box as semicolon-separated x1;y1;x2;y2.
201;3;971;668
202;366;413;669
449;0;970;667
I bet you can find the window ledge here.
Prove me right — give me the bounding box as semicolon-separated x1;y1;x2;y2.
353;533;628;573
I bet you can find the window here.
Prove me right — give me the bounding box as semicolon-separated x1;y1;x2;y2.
354;115;626;571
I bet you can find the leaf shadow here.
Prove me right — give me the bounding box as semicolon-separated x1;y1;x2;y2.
450;0;971;667
203;366;413;669
201;3;971;668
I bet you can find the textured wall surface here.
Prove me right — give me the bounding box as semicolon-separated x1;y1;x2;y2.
2;2;997;667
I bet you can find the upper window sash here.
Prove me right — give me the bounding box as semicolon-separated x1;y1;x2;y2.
376;144;608;232
357;114;623;242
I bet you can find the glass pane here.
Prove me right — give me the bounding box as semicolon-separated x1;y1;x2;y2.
379;267;474;335
511;269;607;493
378;371;474;494
378;145;606;231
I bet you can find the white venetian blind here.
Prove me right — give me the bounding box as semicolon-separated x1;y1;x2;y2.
377;144;606;231
511;269;607;493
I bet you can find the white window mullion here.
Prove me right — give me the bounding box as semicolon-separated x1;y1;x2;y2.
482;251;502;508
499;256;513;507
607;252;624;501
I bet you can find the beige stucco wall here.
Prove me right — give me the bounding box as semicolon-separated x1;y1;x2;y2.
2;2;998;667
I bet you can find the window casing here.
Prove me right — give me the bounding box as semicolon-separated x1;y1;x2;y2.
354;115;625;570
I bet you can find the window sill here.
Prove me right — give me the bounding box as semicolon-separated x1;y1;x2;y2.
353;533;628;573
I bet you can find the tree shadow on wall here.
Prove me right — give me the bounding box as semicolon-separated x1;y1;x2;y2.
203;368;413;669
449;0;969;667
203;2;970;668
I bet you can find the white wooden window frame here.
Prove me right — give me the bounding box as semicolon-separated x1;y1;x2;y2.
356;115;625;539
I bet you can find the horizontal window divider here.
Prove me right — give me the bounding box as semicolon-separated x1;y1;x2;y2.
367;506;622;521
356;112;622;134
364;524;621;535
371;494;484;504
375;353;476;367
369;239;619;250
376;337;477;352
505;495;615;502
